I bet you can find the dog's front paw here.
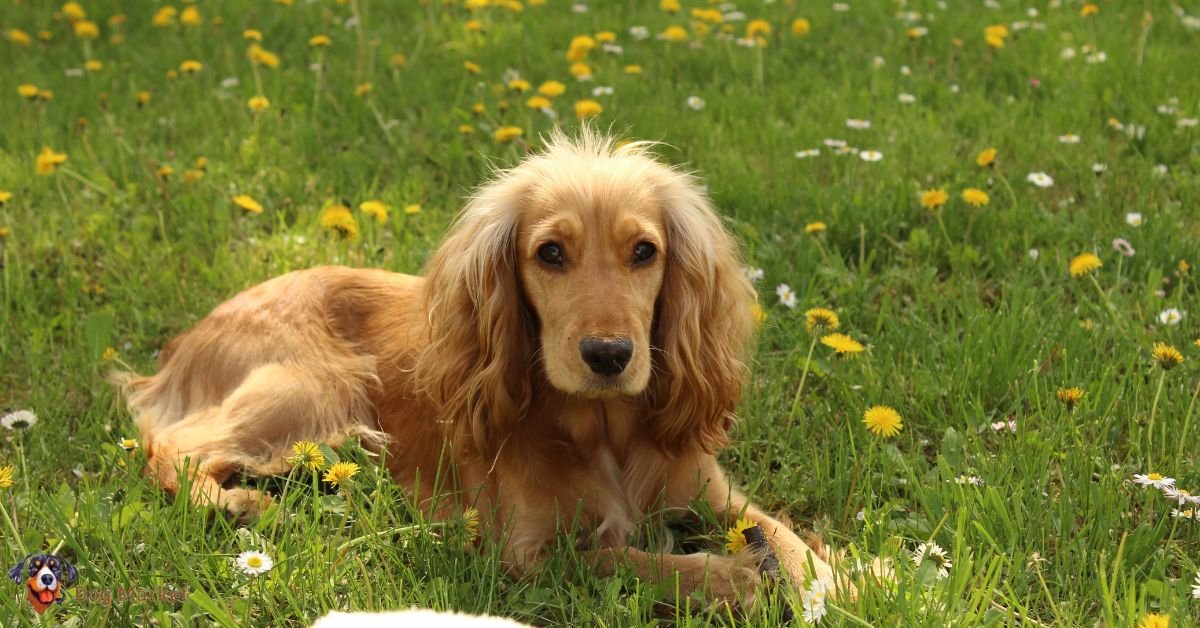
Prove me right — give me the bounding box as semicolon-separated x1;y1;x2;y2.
221;488;272;523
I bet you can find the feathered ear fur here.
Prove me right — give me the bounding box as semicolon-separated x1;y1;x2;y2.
646;170;757;455
415;174;534;459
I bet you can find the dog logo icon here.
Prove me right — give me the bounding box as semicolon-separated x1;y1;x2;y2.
8;553;77;614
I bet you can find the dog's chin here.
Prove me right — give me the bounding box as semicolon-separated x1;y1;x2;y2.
549;369;649;400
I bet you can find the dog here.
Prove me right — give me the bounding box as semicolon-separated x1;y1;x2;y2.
116;128;843;605
9;553;77;614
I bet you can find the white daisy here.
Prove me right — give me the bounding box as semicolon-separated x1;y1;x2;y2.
686;96;705;111
822;138;847;148
859;150;884;162
1027;249;1040;261
802;580;829;623
629;26;649;40
991;419;1017;432
1193;571;1200;598
1111;238;1135;257
1132;473;1175;490
872;56;886;68
601;43;623;55
898;93;915;104
1158;308;1185;326
845;118;871;130
571;3;588;13
1162;486;1200;506
1179;118;1199;127
118;437;139;451
1085;51;1107;64
1057;133;1080;144
795;148;821;159
1092;163;1107;175
743;267;764;282
591;86;614;96
912;542;952;579
1060;47;1077;60
235;551;275;576
833;3;850;12
1;410;38;431
775;284;797;309
1026;172;1054;188
1171;508;1200;521
1153;164;1168;176
1125;212;1143;227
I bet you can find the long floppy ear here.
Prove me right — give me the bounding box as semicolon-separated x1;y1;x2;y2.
647;171;757;455
8;556;28;583
60;558;78;585
415;175;534;459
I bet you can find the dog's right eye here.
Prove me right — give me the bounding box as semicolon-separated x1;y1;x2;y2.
537;243;564;267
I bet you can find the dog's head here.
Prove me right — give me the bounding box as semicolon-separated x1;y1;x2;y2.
9;553;77;601
420;128;755;455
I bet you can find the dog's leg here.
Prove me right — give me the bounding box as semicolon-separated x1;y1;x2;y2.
584;546;760;607
686;457;850;598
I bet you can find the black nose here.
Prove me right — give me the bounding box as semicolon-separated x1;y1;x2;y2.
40;573;55;586
579;338;634;375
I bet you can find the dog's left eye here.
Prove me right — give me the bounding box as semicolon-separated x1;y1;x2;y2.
632;242;657;264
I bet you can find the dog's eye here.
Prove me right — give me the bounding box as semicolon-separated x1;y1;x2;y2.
537;243;564;267
632;242;657;264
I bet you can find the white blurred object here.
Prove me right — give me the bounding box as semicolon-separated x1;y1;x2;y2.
312;609;533;628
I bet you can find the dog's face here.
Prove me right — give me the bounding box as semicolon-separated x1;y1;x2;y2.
517;185;666;398
9;553;76;605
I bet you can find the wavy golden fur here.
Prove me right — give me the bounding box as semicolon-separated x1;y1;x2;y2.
116;128;843;605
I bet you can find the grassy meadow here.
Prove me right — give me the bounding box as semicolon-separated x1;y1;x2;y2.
2;0;1200;625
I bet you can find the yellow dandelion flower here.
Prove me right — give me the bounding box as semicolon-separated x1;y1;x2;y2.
247;45;280;69
596;31;616;43
18;84;39;99
243;29;263;42
725;518;756;553
569;62;592;78
84;60;103;72
308;34;332;47
152;7;177;26
73;20;99;40
624;64;643;75
390;53;407;68
525;95;551;109
537;80;566;97
248;96;270;113
508;79;531;93
62;1;87;21
746;19;771;40
404;204;422;215
1138;613;1168;628
863;405;903;437
962;188;990;207
37;30;53;42
0;465;13;489
1068;253;1102;278
458;124;475;135
463;507;480;541
574;99;603;120
323;461;361;487
102;346;119;362
10;28;32;46
463;60;482;74
566;35;595;62
320;205;360;240
792;18;811;36
359;200;388;224
465;20;484;33
0;190;11;205
1152;342;1184;370
805;221;827;235
288;441;326;471
661;25;688;42
1080;4;1099;17
976;148;997;167
1180;259;1190;274
156;165;174;179
804;308;840;332
180;6;203;26
183;169;204;183
752;303;768;327
229;195;262;214
355;83;373;97
494;126;524;143
0;227;10;239
821;332;864;356
660;0;681;14
180;60;203;74
36;147;68;175
920;188;949;209
1056;387;1084;410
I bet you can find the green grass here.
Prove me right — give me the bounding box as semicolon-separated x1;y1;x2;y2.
2;0;1199;625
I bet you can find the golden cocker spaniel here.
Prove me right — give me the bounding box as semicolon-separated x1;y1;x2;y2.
117;128;841;605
